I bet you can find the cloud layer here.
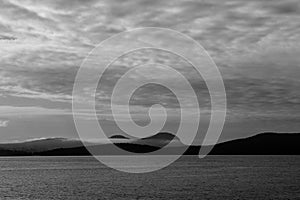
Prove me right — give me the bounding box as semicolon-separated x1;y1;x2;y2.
0;0;299;141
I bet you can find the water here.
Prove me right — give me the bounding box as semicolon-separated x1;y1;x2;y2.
0;156;299;200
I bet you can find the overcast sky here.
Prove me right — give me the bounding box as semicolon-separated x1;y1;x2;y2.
0;0;299;143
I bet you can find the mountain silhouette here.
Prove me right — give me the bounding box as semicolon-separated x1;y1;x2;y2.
141;132;179;141
109;135;130;139
208;132;300;155
0;132;299;156
0;138;85;154
111;132;181;153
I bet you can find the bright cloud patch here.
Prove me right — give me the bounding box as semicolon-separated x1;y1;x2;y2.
0;120;9;127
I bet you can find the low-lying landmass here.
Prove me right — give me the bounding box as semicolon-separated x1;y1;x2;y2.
0;132;299;156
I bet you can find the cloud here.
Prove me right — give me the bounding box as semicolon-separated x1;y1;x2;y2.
0;120;9;127
0;0;299;123
265;1;300;15
0;35;17;41
0;106;70;116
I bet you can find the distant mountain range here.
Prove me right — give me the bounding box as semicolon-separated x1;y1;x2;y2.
0;132;299;156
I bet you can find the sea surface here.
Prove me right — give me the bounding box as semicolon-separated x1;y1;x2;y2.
0;156;299;200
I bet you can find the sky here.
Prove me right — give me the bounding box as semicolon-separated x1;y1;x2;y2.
0;0;300;143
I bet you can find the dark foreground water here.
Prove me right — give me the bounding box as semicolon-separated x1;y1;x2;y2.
0;156;299;200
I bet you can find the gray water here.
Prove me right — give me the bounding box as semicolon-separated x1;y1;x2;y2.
0;156;299;200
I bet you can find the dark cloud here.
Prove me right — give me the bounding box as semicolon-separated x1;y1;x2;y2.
267;1;300;15
0;35;17;40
